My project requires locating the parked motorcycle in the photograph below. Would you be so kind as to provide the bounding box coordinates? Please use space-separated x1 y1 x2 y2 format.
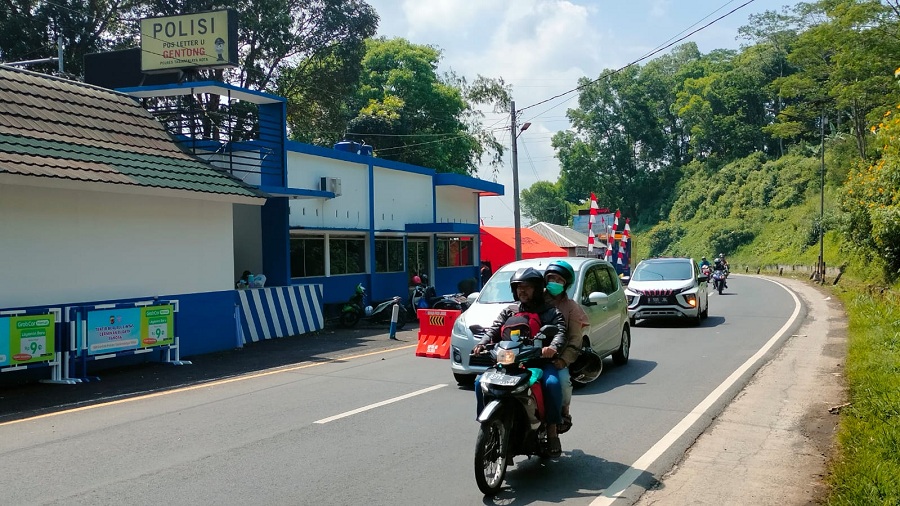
407 282 470 314
340 284 408 329
712 269 727 295
471 324 560 495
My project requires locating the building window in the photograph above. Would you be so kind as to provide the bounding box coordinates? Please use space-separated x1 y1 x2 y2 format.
437 237 473 267
407 238 430 280
330 236 366 275
290 236 325 278
375 238 405 273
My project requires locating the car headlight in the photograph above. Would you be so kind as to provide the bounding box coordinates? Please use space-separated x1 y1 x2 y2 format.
681 293 697 308
451 317 468 338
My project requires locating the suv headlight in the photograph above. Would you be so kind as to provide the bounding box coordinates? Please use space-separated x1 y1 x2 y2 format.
680 293 697 308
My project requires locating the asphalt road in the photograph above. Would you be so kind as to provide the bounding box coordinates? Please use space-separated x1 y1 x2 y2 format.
0 275 803 505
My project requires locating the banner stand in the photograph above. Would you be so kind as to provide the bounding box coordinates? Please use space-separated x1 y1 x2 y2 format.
0 307 76 384
70 299 190 382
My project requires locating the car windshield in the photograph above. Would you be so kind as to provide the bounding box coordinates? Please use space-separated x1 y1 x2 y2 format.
477 270 517 303
632 260 693 281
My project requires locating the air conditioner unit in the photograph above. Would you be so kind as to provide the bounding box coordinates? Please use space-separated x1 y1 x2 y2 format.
319 177 342 196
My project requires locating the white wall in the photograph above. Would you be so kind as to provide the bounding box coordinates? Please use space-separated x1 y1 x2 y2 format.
0 184 235 308
287 152 370 229
436 186 478 224
373 167 432 229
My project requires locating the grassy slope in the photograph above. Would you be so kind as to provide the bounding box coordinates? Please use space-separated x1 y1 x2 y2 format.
628 152 899 504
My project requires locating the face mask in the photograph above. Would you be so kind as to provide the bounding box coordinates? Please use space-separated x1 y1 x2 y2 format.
546 281 565 296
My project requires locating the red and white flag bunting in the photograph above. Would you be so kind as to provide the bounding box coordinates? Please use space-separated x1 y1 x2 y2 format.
587 193 599 252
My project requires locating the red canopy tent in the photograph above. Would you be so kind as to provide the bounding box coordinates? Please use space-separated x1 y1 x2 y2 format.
480 226 567 271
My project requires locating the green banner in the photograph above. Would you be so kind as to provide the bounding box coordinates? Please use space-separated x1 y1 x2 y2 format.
141 305 174 348
9 314 55 365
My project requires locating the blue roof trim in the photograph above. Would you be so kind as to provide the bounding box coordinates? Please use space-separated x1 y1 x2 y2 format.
259 185 333 199
286 141 435 176
406 223 480 234
118 81 285 104
434 173 504 196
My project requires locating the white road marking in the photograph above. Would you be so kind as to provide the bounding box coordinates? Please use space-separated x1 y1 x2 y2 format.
313 384 447 424
591 278 802 505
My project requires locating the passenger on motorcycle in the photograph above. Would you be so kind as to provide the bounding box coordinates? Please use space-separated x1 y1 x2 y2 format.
543 260 589 435
472 266 568 457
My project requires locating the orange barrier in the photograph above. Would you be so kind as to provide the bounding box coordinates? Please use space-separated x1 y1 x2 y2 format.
415 308 461 359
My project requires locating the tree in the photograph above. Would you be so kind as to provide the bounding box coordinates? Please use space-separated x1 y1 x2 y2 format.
340 37 509 175
520 181 569 225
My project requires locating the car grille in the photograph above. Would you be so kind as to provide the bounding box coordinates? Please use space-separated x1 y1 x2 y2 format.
631 287 682 305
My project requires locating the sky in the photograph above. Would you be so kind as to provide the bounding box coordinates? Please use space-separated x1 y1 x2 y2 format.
363 0 797 226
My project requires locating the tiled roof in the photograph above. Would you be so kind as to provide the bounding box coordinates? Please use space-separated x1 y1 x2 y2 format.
0 65 263 200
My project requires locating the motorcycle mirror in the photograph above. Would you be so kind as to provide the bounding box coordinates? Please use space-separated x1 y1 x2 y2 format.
539 325 558 338
469 324 485 334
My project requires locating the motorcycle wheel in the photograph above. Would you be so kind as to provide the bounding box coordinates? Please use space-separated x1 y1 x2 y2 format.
339 311 360 328
474 417 510 496
717 281 724 295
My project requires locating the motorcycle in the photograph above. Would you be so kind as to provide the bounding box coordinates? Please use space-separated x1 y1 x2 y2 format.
340 283 408 329
712 269 727 295
407 282 471 314
471 324 560 495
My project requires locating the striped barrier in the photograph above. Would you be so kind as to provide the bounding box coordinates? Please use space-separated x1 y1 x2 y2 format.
236 284 324 344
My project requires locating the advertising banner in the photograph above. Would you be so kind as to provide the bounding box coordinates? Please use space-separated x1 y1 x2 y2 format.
86 305 175 355
140 9 238 72
0 314 55 366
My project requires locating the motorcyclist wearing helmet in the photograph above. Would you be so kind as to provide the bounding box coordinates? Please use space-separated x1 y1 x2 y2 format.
543 260 589 434
473 266 567 457
714 254 729 288
699 256 710 269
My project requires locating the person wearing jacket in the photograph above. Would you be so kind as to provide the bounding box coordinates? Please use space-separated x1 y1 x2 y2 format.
543 260 589 434
473 266 568 457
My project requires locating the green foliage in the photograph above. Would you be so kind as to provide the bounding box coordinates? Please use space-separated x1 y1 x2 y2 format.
645 222 683 257
521 181 569 225
828 289 900 504
341 38 509 175
709 228 755 256
841 105 900 281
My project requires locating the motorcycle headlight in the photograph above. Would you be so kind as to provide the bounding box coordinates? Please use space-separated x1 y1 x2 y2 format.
496 348 517 365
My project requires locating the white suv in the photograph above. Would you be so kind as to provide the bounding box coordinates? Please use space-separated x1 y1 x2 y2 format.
624 257 709 326
449 257 631 386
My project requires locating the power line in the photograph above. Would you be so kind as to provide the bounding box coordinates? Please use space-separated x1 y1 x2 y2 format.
517 0 758 115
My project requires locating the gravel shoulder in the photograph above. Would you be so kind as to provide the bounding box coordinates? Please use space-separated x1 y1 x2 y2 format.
635 276 847 505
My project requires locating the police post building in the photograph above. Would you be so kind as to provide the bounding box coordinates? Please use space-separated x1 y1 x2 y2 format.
0 9 501 383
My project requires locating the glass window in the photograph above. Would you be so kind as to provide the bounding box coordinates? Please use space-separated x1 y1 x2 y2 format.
437 237 474 267
632 260 693 281
407 239 429 280
330 236 366 275
476 270 516 303
582 268 602 300
290 236 325 278
376 238 405 273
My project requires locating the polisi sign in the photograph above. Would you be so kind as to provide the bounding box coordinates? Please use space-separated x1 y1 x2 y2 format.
141 9 238 72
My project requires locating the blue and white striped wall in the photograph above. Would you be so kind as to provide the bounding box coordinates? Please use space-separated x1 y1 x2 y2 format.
236 284 324 344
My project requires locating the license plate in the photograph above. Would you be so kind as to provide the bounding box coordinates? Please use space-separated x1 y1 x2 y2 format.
649 297 667 304
481 371 519 387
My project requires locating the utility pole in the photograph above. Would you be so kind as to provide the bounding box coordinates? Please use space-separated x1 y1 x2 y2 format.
817 111 826 283
510 100 522 261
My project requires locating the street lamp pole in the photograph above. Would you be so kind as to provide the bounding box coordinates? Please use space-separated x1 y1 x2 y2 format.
509 100 530 261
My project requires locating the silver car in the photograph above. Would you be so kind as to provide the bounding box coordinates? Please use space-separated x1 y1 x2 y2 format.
449 257 631 386
623 257 709 326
